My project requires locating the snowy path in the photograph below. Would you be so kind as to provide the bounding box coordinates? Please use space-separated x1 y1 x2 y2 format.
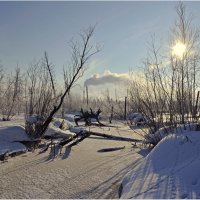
0 124 148 199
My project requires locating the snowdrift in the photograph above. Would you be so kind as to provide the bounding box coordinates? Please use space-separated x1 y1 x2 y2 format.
44 118 74 138
0 118 75 156
0 125 29 156
0 141 26 155
0 125 30 142
144 123 198 145
121 130 200 199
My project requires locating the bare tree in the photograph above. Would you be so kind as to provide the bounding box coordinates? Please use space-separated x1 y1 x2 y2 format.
2 67 22 120
128 2 200 137
43 51 56 98
170 2 200 123
25 58 57 117
26 26 100 138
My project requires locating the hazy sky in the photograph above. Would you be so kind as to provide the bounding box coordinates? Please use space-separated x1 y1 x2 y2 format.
1 1 200 95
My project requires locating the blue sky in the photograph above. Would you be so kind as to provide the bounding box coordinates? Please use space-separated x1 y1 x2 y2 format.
1 1 200 91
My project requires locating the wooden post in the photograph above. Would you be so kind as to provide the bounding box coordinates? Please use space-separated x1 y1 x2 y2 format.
194 91 200 118
124 96 127 120
109 106 114 124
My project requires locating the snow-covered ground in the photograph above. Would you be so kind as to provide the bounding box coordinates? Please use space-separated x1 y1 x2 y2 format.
0 120 147 198
2 115 200 199
121 130 200 199
0 117 75 156
0 125 29 155
44 117 74 138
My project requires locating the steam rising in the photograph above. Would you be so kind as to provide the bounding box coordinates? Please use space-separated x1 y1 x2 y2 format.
84 70 130 87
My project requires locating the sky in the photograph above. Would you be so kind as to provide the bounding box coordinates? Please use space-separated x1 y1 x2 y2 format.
1 1 200 97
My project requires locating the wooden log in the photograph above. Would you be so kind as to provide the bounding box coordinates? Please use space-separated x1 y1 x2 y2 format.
87 131 143 143
59 131 85 146
59 130 142 150
67 132 90 147
39 130 143 157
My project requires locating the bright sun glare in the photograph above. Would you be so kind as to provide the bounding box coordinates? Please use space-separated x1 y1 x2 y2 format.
172 42 186 58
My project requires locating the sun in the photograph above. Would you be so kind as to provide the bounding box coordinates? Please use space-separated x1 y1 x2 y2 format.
172 42 186 59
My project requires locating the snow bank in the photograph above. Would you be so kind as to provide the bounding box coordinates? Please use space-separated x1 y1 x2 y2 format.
145 123 198 145
144 126 174 145
128 112 151 125
44 118 74 138
0 125 28 156
26 115 75 138
69 126 86 134
121 130 200 199
176 123 198 133
0 125 30 142
0 118 80 156
0 141 26 155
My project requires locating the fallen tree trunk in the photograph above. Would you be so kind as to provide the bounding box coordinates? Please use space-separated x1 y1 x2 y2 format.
87 131 143 143
40 130 143 155
59 130 143 147
67 132 90 147
59 131 89 146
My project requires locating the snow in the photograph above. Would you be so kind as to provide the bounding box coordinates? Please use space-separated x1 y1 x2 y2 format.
145 123 198 145
128 113 143 119
0 122 146 199
26 115 39 124
0 141 26 155
51 118 73 129
0 125 29 155
0 125 30 142
2 115 200 199
64 113 77 122
69 126 86 134
0 117 75 155
128 112 151 125
121 129 200 199
44 118 74 138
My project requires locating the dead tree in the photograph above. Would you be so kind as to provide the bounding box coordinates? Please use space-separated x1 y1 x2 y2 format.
43 51 56 98
74 108 103 126
59 130 142 148
40 129 143 155
27 26 100 139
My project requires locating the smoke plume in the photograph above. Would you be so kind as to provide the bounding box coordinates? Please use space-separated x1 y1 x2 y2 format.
84 70 130 87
